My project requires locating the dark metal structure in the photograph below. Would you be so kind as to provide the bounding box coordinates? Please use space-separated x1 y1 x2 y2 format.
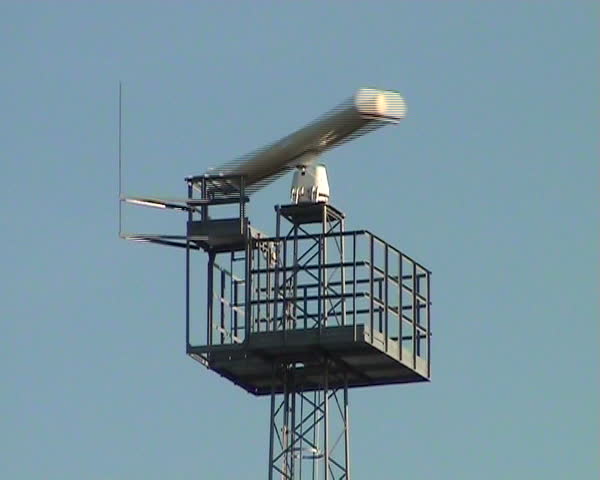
123 173 431 479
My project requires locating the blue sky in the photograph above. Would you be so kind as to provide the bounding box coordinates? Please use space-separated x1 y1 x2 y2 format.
1 2 597 479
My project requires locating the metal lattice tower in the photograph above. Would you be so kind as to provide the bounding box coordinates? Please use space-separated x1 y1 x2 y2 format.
124 173 431 479
121 87 430 479
268 361 350 479
265 204 350 479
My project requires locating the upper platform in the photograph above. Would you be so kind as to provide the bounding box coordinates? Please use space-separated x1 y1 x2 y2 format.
188 325 428 396
278 202 345 225
189 226 431 395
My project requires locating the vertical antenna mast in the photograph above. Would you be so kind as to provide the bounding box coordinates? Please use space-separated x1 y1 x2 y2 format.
118 81 123 237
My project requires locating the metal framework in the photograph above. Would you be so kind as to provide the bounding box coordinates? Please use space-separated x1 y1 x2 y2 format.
122 174 432 480
262 203 350 479
268 360 350 480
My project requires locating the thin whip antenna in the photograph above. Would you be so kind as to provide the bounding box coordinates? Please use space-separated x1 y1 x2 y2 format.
118 81 123 237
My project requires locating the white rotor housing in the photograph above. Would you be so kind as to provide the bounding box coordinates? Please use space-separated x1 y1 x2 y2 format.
291 164 330 204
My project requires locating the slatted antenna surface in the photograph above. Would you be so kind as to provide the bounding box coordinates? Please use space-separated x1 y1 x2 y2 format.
196 88 406 196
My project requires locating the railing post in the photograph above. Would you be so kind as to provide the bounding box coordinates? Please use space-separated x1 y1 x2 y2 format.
243 232 252 341
412 262 417 369
352 232 357 341
322 205 328 328
207 251 215 345
185 181 192 349
282 229 288 340
318 231 323 333
369 235 374 339
398 255 403 361
220 269 226 343
239 175 245 233
340 219 346 326
274 205 281 332
427 270 431 378
384 244 389 351
200 177 208 221
293 224 299 330
233 280 239 339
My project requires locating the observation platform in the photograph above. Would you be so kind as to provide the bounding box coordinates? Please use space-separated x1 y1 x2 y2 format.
278 202 345 225
188 325 429 396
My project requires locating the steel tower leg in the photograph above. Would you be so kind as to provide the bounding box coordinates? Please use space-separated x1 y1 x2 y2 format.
264 204 350 479
268 361 350 480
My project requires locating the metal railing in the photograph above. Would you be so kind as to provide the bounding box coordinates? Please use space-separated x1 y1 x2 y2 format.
192 229 431 374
